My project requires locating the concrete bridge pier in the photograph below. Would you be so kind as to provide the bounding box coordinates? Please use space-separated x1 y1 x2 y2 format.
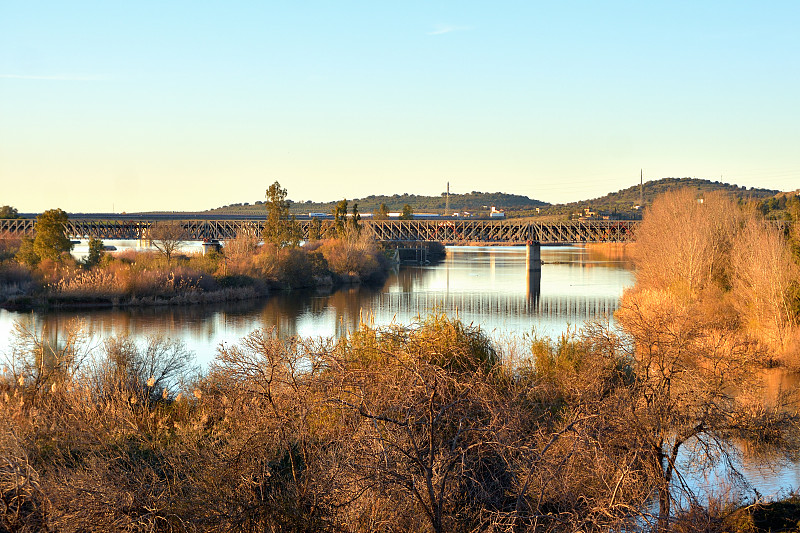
525 241 541 272
526 241 541 304
201 239 221 255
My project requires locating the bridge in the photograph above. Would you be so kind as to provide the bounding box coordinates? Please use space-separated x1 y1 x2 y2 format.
0 216 638 244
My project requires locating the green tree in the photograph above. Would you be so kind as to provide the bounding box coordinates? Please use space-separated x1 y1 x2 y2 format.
33 209 73 262
400 204 414 220
264 181 301 248
332 199 348 237
349 202 362 236
83 238 105 268
308 217 322 241
0 205 20 219
374 203 389 220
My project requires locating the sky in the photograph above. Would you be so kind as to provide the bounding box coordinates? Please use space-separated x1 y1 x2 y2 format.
1 1 798 213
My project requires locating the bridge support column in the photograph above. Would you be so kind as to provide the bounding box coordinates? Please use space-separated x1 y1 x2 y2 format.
526 241 541 304
201 240 221 256
525 241 541 271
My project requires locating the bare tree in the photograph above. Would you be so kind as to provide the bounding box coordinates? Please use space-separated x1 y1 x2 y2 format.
222 230 260 272
634 189 740 299
730 217 800 356
148 221 187 264
616 287 800 532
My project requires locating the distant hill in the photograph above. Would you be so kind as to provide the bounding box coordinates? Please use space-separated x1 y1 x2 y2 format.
510 178 781 219
203 178 782 219
209 191 549 217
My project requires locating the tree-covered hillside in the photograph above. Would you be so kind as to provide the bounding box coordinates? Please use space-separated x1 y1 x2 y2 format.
510 178 780 219
209 191 548 216
203 178 784 219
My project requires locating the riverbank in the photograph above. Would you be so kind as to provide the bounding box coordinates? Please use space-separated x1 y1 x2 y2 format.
0 234 420 311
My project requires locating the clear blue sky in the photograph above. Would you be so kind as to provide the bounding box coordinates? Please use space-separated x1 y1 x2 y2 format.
1 1 798 212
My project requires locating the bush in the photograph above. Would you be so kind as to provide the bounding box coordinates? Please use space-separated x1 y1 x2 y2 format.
0 233 20 262
317 232 389 284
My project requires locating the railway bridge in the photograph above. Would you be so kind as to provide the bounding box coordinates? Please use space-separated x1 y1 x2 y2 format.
0 216 638 245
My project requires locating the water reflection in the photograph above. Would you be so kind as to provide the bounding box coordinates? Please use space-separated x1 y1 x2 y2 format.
1 245 634 366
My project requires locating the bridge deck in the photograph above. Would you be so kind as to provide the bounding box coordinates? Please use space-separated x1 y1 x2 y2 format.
0 217 638 244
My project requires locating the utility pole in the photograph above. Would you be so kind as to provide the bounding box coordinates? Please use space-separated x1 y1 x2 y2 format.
639 169 644 207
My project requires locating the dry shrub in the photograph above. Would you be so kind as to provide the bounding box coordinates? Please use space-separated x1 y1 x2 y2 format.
48 256 217 300
6 315 785 532
0 430 48 532
634 189 740 299
0 261 34 300
633 188 800 368
0 326 205 531
0 233 21 261
317 231 388 283
223 231 260 271
730 217 800 357
248 244 314 288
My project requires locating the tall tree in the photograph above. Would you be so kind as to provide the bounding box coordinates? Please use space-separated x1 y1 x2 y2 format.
400 204 414 220
83 238 105 268
308 217 322 241
332 199 348 238
349 202 362 236
374 203 389 220
0 205 20 219
264 181 301 247
33 209 73 262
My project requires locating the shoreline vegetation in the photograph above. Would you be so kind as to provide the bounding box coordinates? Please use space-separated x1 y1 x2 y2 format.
1 188 800 531
0 235 447 311
0 183 445 311
0 231 397 311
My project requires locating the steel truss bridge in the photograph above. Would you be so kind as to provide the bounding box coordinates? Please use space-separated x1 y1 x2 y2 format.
0 216 638 244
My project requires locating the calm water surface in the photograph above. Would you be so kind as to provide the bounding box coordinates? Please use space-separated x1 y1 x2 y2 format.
2 244 799 499
0 245 634 365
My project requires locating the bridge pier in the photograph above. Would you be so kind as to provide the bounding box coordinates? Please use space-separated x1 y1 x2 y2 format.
525 241 541 271
526 268 541 303
201 239 221 255
526 241 541 304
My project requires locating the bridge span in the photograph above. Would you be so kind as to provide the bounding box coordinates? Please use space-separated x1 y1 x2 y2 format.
0 216 638 244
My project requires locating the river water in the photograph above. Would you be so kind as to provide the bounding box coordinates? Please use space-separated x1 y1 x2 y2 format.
1 244 799 500
0 244 633 365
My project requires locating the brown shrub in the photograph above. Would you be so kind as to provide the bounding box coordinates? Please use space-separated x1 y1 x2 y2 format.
317 232 388 283
0 233 21 262
634 189 740 299
730 217 800 357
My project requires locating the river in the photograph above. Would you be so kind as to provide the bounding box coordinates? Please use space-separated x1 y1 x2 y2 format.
1 244 799 500
0 244 633 365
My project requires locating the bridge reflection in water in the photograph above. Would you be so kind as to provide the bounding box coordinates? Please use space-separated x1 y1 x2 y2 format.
374 290 620 322
0 245 635 363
